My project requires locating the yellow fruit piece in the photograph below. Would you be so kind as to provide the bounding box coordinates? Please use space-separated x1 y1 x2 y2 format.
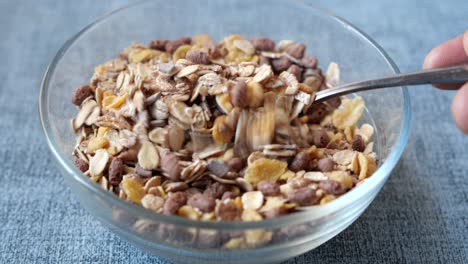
107 146 118 156
344 127 354 143
103 90 114 98
172 44 192 61
249 55 259 64
320 194 336 205
224 238 247 249
129 48 160 63
87 137 109 153
178 205 200 220
224 34 245 51
159 52 170 63
235 54 253 64
97 127 110 137
244 158 287 186
358 153 377 180
246 81 264 108
102 95 116 109
325 171 354 189
121 178 146 204
279 170 295 181
192 34 214 46
106 93 127 110
332 96 365 130
212 115 234 144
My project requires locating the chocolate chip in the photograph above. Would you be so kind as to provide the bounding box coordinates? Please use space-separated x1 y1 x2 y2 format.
163 192 187 215
161 153 182 181
271 56 291 72
317 158 335 172
289 151 310 172
165 37 191 53
230 81 247 108
73 157 88 173
135 163 152 177
250 37 275 51
227 157 243 172
257 180 280 196
188 193 216 212
287 187 317 206
287 64 303 82
313 129 330 148
300 55 318 69
319 180 347 195
207 160 230 178
149 39 169 50
352 135 365 152
285 43 306 59
108 158 124 184
71 85 93 106
204 182 229 199
186 50 210 64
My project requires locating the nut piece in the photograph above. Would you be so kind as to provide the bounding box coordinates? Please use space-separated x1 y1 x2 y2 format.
250 37 275 51
287 187 317 206
352 135 365 152
108 158 124 185
89 149 109 177
137 141 160 171
73 157 88 173
230 81 248 108
285 43 306 59
164 192 187 215
141 194 165 212
161 153 182 181
72 85 93 106
242 191 264 210
317 158 335 172
186 50 210 65
256 180 280 196
289 151 310 172
318 180 347 195
188 193 216 212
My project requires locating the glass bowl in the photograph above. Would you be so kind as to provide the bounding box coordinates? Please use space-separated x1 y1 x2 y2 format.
39 0 411 263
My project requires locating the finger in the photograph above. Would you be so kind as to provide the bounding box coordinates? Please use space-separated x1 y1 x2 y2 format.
451 82 468 134
423 31 468 90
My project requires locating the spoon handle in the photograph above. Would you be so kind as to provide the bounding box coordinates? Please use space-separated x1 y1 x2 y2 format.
315 63 468 103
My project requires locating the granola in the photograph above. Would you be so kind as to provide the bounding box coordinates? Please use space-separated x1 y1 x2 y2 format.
71 35 377 225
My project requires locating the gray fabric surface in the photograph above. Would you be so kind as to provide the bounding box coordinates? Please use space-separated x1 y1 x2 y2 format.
1 0 467 263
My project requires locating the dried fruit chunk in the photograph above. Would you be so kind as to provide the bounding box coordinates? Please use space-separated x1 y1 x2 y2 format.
244 158 287 186
212 115 234 144
188 193 216 212
250 37 275 51
165 37 192 53
325 171 353 189
137 141 160 170
233 39 255 55
230 81 247 108
160 153 182 181
89 149 109 177
121 177 146 204
287 187 317 206
246 81 264 108
163 192 187 215
332 96 365 130
186 50 210 64
285 43 306 59
87 137 109 153
129 48 160 63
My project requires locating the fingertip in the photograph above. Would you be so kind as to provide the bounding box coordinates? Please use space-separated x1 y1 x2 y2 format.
423 47 438 70
451 83 468 134
463 30 468 56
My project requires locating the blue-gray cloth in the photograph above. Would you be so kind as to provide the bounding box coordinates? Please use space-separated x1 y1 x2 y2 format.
1 0 467 263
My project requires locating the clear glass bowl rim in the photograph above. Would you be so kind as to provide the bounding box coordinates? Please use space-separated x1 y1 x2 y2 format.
39 0 412 230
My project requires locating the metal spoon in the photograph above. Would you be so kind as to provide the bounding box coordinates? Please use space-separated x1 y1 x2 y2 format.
314 64 468 103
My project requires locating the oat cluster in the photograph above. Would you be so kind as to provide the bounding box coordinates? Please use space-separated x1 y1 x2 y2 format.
71 34 377 224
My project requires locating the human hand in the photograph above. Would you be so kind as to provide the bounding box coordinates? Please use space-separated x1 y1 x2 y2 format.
423 31 468 134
